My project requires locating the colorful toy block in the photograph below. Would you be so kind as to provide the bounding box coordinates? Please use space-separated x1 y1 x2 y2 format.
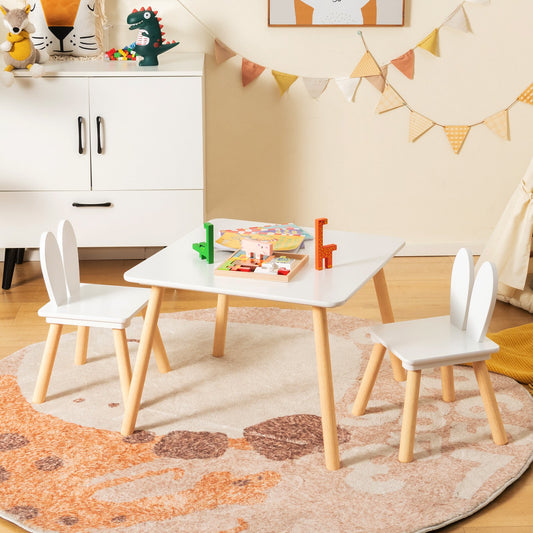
315 217 337 270
192 222 214 264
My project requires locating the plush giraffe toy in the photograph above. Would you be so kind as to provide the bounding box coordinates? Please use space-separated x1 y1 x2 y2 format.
0 4 48 87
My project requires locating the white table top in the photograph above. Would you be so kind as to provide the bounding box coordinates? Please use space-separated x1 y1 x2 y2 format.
124 219 405 308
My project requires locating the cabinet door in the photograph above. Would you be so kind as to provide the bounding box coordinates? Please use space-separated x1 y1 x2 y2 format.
0 77 90 191
89 77 204 191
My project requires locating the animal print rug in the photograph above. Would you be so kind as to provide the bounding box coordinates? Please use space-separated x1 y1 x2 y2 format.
1 308 532 532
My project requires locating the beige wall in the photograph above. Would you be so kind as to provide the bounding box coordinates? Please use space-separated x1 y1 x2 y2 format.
109 1 533 253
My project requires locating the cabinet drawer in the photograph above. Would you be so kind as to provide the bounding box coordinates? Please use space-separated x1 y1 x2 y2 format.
0 191 204 248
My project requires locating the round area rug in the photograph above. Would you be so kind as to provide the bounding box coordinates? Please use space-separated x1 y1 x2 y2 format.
1 307 532 533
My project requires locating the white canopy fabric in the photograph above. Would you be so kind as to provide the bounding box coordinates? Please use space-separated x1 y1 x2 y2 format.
478 155 533 303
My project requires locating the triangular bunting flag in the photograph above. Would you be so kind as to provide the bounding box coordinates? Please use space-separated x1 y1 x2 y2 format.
518 83 533 105
351 51 382 78
242 58 266 87
391 49 414 80
376 84 406 113
366 65 388 93
214 39 236 64
418 28 439 56
444 125 470 154
443 6 470 32
272 70 298 95
409 111 435 142
484 110 509 140
302 77 329 99
335 77 360 102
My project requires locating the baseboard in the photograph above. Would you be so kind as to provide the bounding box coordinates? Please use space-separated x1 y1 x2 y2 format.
1 247 163 262
1 242 486 261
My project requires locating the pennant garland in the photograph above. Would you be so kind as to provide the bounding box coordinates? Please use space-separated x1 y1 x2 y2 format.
178 0 533 154
418 28 439 56
335 77 361 102
302 77 329 99
409 112 435 142
444 125 471 154
242 58 265 87
272 71 298 95
376 85 405 114
391 49 414 80
484 110 509 140
214 38 236 64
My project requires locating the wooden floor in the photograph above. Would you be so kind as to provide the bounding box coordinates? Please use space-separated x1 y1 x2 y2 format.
1 256 532 532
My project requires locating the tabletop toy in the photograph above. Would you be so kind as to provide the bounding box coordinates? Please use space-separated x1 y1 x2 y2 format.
192 222 214 263
127 6 179 66
0 4 48 87
314 217 337 270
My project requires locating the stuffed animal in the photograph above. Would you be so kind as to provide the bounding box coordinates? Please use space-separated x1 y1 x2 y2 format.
0 4 49 87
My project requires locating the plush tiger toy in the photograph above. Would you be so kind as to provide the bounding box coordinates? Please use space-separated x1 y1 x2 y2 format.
29 0 102 58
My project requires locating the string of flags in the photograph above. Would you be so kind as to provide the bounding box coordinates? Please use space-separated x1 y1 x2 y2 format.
178 0 531 154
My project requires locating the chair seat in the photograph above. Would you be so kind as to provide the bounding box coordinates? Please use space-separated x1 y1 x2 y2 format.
371 316 499 371
38 283 150 329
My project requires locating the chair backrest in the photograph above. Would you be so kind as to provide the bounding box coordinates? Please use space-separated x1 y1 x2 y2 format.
466 261 498 342
40 231 68 307
57 219 80 299
449 248 474 330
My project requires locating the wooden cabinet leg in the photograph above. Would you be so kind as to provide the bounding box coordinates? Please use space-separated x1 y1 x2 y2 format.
121 286 164 436
472 361 508 446
352 343 387 416
312 306 341 471
372 269 406 382
33 323 63 404
2 248 18 290
399 369 421 463
213 294 229 357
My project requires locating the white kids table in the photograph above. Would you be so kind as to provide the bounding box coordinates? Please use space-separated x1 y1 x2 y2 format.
122 218 405 470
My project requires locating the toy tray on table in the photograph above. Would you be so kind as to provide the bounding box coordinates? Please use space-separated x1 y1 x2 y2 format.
215 251 309 282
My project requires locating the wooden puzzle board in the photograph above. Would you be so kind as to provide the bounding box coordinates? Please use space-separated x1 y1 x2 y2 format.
215 252 309 282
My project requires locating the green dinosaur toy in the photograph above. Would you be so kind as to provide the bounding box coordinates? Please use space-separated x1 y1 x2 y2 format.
127 6 179 66
192 222 214 264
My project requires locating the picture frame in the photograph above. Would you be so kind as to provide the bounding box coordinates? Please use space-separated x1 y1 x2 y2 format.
268 0 405 27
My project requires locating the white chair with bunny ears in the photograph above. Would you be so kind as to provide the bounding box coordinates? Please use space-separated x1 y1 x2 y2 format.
34 220 170 407
352 250 507 462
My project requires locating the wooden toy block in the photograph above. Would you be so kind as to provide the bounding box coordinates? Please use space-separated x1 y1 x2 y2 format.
315 217 337 270
192 222 214 263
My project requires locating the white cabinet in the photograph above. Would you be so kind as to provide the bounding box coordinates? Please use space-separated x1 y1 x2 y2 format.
0 54 205 250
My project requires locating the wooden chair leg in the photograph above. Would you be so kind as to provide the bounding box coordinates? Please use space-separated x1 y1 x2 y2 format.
75 326 90 365
373 269 407 382
472 361 508 446
141 308 170 373
352 343 387 416
440 365 455 402
213 293 229 357
399 369 422 463
113 329 132 406
33 323 63 403
152 325 171 373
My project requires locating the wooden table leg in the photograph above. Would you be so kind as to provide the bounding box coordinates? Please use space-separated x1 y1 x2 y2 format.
213 294 229 357
312 306 341 471
372 268 407 382
121 286 164 436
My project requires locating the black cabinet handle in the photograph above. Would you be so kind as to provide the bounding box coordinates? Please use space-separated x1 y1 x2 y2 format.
96 116 103 154
77 116 84 154
72 202 112 207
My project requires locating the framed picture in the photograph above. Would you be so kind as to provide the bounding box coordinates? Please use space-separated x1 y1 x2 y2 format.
269 0 405 27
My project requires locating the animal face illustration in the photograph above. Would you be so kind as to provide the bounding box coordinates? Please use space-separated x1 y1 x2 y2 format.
29 1 99 56
299 0 370 25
